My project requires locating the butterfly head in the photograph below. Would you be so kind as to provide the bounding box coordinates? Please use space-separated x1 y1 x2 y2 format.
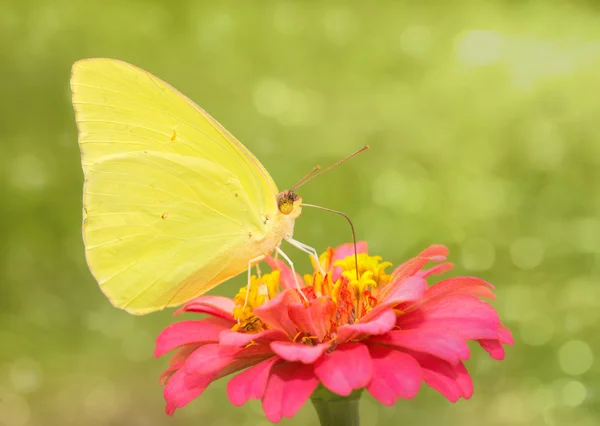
277 190 302 219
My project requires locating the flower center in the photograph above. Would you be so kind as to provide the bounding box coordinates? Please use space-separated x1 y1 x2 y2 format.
232 251 393 337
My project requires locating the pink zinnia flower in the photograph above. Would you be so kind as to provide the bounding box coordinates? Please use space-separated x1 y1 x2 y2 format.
155 243 512 423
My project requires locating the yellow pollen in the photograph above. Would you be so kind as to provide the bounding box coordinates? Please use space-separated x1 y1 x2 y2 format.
233 271 280 331
231 249 393 337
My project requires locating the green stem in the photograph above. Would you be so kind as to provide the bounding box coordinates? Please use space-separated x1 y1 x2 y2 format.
310 386 362 426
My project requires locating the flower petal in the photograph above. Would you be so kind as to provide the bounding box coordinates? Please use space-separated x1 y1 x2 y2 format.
214 346 275 380
154 317 232 358
266 256 304 290
184 343 242 375
418 277 496 306
366 344 422 405
391 245 449 282
165 344 273 410
270 341 330 364
164 366 215 410
499 324 514 344
262 362 318 423
174 296 236 320
453 361 474 399
406 350 473 402
159 362 184 387
374 276 428 311
417 262 454 278
337 309 397 344
288 297 335 341
478 339 505 360
314 343 372 396
359 275 427 323
400 295 501 340
160 346 198 385
370 329 470 364
220 328 288 347
333 241 368 262
254 289 302 337
227 356 281 406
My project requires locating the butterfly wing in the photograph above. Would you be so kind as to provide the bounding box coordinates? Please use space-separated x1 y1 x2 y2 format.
71 58 278 314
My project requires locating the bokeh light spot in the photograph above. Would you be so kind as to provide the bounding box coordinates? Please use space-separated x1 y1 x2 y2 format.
561 380 587 407
510 237 545 270
460 238 496 271
9 358 43 394
571 218 600 253
558 340 593 376
254 79 291 118
253 80 321 126
455 30 504 66
8 154 48 191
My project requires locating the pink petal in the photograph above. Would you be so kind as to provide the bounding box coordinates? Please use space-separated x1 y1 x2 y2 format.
214 346 274 380
254 289 302 337
270 341 330 364
219 328 288 347
288 297 335 341
159 362 184 387
376 276 428 310
407 350 473 402
333 241 368 262
417 262 454 278
400 295 501 341
360 275 427 324
391 245 448 282
453 361 474 399
418 277 496 307
366 344 422 405
164 365 215 408
154 317 232 358
478 339 505 360
336 309 397 344
402 318 501 341
314 343 372 396
175 296 236 320
227 356 281 406
164 345 272 410
184 344 242 375
499 324 514 344
266 256 304 290
262 362 318 423
370 329 470 364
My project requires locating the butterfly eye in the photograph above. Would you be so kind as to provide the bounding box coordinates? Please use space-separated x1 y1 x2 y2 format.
278 197 294 215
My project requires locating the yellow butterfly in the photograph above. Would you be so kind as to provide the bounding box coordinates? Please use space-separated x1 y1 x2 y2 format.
71 58 364 315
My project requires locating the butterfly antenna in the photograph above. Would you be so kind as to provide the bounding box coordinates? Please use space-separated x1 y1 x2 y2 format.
290 165 321 190
290 145 369 192
302 204 360 280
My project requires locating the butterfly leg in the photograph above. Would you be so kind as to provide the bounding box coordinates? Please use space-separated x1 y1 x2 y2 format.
276 246 309 302
285 238 326 276
255 263 262 278
242 255 266 316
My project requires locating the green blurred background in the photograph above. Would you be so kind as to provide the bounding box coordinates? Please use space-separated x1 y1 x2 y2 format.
2 0 599 425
